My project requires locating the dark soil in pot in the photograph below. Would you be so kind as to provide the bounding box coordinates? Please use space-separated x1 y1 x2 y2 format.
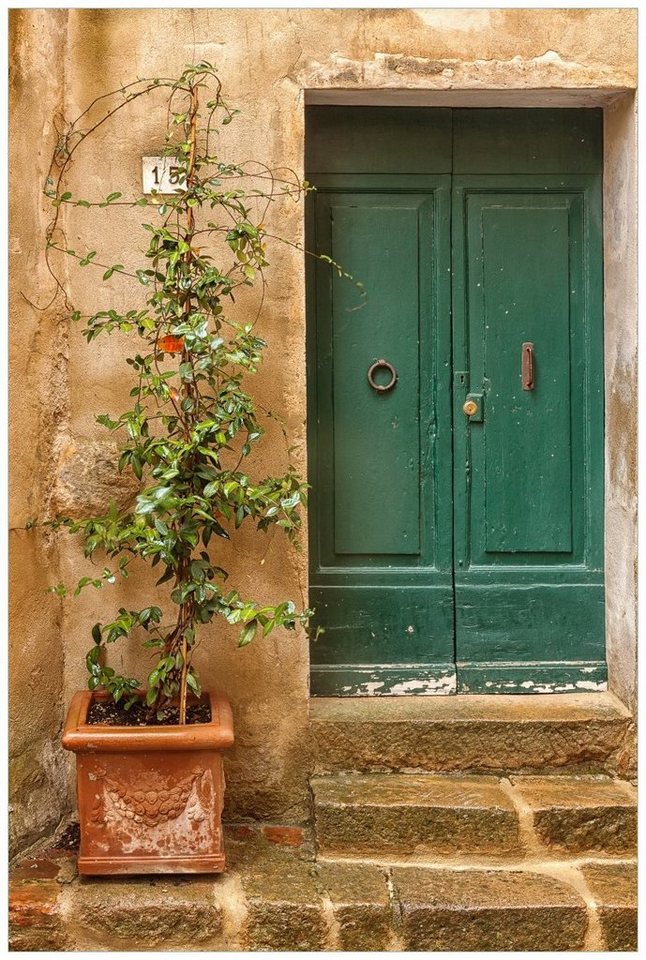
56 821 81 852
86 699 212 727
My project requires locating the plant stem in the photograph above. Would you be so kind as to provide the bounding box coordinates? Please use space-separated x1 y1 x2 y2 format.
177 80 200 726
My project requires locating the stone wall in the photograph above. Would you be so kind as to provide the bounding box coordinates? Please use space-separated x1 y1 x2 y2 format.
9 7 637 854
9 9 72 855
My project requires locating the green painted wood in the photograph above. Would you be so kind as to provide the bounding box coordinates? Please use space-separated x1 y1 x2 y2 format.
457 661 607 695
305 107 453 174
310 585 455 663
452 174 604 688
306 175 454 695
306 107 605 696
310 664 457 697
453 108 603 174
456 583 605 662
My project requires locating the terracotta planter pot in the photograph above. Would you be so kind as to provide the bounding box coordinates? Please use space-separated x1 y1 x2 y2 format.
62 689 234 876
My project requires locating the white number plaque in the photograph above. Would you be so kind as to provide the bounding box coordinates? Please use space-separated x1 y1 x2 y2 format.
142 156 186 195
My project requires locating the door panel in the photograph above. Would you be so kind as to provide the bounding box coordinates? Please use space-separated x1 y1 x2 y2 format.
452 176 605 692
307 177 454 696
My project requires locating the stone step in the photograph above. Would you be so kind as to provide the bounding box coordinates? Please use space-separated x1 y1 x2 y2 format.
312 773 523 858
581 861 638 952
9 831 636 951
391 865 589 952
312 773 637 860
512 775 637 856
310 692 634 775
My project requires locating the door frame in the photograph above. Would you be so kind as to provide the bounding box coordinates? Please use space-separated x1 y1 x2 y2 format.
302 89 637 707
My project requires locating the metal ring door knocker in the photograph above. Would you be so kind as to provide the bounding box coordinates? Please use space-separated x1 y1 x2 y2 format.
367 358 398 393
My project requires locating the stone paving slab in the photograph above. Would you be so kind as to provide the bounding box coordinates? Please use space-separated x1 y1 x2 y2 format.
68 876 224 951
512 775 637 855
236 843 327 951
312 773 521 856
317 861 392 951
391 866 588 952
310 693 633 775
581 861 638 951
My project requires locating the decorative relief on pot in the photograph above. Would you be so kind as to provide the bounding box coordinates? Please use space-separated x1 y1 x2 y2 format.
95 772 206 827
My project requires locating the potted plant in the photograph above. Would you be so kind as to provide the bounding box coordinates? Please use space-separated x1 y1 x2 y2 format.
45 63 312 875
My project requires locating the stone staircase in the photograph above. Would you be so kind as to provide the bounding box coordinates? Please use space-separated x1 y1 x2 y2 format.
308 693 637 952
311 771 636 860
9 692 637 952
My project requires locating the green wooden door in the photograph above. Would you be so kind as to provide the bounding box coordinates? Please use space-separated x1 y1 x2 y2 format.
307 108 605 696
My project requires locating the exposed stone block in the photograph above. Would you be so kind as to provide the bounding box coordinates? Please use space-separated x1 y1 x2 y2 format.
582 861 637 951
512 776 636 855
313 773 521 856
392 867 588 951
54 438 140 518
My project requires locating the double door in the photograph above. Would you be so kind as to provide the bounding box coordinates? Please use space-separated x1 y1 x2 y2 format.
306 108 604 696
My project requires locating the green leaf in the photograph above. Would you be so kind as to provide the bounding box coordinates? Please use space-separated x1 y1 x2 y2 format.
155 567 174 586
91 623 102 645
238 619 256 647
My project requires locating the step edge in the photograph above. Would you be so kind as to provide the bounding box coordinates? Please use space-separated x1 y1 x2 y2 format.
309 690 632 723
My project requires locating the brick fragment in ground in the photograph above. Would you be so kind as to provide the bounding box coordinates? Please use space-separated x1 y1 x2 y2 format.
68 877 223 949
582 861 637 951
511 775 636 854
312 772 521 856
310 694 631 774
317 861 391 950
392 867 587 951
11 856 63 882
238 845 327 950
9 880 70 951
261 824 306 847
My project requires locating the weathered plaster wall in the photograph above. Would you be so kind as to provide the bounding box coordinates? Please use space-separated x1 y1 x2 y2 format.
9 9 72 855
10 7 637 850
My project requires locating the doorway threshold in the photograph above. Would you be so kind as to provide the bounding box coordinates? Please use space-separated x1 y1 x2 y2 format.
309 691 633 777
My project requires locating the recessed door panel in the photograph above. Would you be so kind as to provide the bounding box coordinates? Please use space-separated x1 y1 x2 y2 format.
481 203 572 554
330 202 422 556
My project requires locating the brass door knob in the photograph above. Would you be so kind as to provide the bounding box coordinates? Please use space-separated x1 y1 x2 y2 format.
463 399 478 417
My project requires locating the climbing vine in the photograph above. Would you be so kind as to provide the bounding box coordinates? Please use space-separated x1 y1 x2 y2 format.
43 63 348 722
